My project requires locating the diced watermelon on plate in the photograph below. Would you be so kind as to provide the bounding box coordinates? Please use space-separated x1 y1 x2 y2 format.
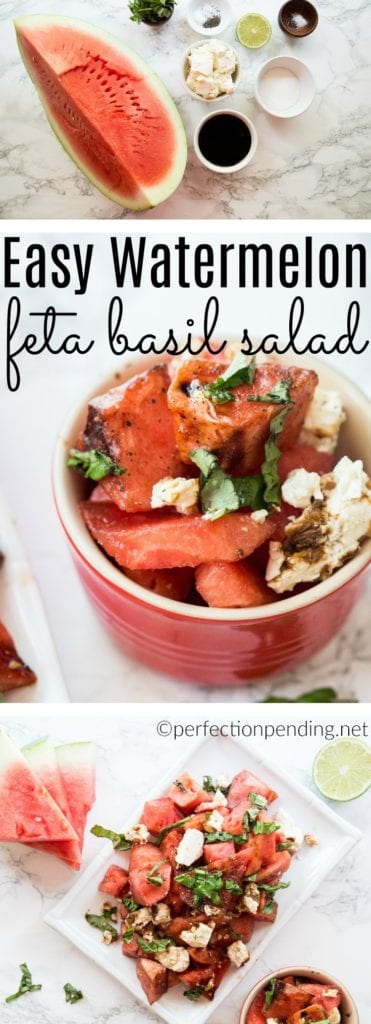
129 843 172 906
99 863 129 897
0 730 78 844
84 365 182 513
140 797 180 835
204 841 235 866
81 502 277 570
136 958 168 1004
228 770 278 808
168 773 206 812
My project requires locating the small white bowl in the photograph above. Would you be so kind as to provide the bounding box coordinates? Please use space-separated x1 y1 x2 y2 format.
194 108 258 172
186 0 232 35
183 39 240 103
255 55 315 118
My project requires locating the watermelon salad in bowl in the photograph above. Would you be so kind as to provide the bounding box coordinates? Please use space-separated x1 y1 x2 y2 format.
240 967 358 1024
53 349 371 686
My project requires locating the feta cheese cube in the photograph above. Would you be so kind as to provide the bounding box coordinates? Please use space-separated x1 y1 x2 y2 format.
216 773 229 789
151 903 171 926
189 50 214 76
176 828 204 866
151 476 199 515
179 922 214 948
282 468 323 509
272 808 303 852
125 823 150 843
300 386 345 453
185 40 237 100
251 509 269 524
126 907 152 931
328 1009 341 1024
156 946 190 972
227 940 250 968
204 809 225 833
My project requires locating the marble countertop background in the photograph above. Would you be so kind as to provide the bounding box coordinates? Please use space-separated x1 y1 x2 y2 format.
0 715 369 1023
1 0 371 219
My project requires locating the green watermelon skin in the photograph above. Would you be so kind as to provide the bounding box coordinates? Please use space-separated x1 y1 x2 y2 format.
23 739 81 869
0 730 77 844
56 742 96 852
14 15 187 211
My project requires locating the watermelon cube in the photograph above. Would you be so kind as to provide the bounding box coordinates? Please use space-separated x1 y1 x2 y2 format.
99 864 129 897
203 841 235 866
136 959 168 1004
140 797 180 835
81 502 277 570
83 366 182 513
168 773 206 812
129 843 172 906
168 358 318 472
124 567 193 603
195 561 275 608
228 770 278 808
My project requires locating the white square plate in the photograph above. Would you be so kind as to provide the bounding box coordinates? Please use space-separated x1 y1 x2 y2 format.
0 494 68 702
45 736 361 1024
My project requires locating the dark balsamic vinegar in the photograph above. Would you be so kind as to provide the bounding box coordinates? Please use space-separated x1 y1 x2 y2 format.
198 113 251 167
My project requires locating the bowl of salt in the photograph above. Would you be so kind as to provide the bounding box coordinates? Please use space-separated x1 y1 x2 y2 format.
186 0 232 36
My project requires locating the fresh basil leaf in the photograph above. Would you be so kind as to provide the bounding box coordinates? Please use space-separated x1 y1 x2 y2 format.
175 868 224 906
264 687 339 704
122 896 140 912
67 448 125 481
253 820 280 836
201 467 240 520
233 475 265 511
248 793 268 810
264 977 277 1008
129 0 176 25
5 964 42 1003
189 448 218 480
247 379 292 405
155 816 192 846
277 841 295 851
183 984 207 1000
262 898 276 915
258 881 291 893
90 824 131 850
137 936 171 954
261 406 289 507
190 449 265 521
203 353 256 405
64 983 83 1004
225 879 243 894
202 775 230 797
85 914 118 940
204 830 235 844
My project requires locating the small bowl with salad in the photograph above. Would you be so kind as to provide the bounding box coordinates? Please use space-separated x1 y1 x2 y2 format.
53 348 371 686
240 967 358 1024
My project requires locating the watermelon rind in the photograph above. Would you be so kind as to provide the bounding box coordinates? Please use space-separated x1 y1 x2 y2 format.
0 729 78 844
14 14 188 211
22 736 81 867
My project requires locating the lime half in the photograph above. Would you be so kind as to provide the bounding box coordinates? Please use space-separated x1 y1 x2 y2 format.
313 738 371 802
236 13 272 49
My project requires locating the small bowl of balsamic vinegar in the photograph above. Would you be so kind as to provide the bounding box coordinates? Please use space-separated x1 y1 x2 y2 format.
194 109 257 173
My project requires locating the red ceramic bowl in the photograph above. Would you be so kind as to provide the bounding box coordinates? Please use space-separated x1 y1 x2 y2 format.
240 966 359 1024
53 352 371 686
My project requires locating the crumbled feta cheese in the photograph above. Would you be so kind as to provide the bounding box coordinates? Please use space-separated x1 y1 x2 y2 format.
198 789 228 810
186 41 237 100
251 509 269 524
273 808 303 853
151 903 171 926
156 946 190 972
304 832 319 847
242 895 260 914
266 457 371 593
323 990 340 998
227 940 250 968
239 880 260 914
300 386 346 453
267 1018 281 1024
204 809 225 833
151 476 199 516
125 823 150 844
180 922 214 948
126 907 152 932
203 904 221 917
216 773 229 789
282 468 323 509
103 929 114 944
176 828 204 866
328 1009 341 1024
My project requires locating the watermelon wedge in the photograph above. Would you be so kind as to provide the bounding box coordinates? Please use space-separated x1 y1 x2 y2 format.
14 15 187 211
0 730 77 844
23 738 81 869
56 742 96 851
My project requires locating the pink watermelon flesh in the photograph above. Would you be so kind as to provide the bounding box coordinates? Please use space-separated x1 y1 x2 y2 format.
0 730 77 844
15 17 186 210
23 739 81 869
56 742 96 852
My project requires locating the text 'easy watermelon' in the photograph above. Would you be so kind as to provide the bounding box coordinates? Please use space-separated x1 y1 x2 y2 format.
15 15 187 210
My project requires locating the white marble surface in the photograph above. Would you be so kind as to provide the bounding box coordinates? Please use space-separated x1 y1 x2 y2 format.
0 0 371 219
0 714 369 1022
0 227 370 703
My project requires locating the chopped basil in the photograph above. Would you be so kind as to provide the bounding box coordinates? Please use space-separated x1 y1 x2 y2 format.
203 353 256 405
264 976 277 1008
277 841 295 851
262 898 276 915
190 448 265 521
67 448 125 481
202 775 230 797
253 820 280 836
259 881 291 894
204 830 235 844
90 824 131 850
5 964 42 1003
137 936 172 954
147 860 166 886
247 379 292 405
261 406 290 507
64 983 83 1004
264 686 339 704
225 879 243 894
155 816 192 845
183 984 207 1000
85 913 118 941
122 896 140 912
248 792 268 809
122 928 134 944
175 868 224 907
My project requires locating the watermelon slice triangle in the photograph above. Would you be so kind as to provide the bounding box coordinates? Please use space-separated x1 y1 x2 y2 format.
0 730 78 843
22 738 81 869
56 742 96 851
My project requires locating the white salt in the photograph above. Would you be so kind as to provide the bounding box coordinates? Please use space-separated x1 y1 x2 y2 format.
259 67 300 110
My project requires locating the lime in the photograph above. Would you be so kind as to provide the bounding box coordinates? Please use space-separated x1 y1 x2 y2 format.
236 13 272 49
313 738 371 802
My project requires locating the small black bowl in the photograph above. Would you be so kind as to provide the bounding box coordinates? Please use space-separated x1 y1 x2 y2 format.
278 0 319 37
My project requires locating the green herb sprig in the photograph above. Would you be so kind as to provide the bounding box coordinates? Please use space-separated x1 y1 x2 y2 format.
203 353 256 405
5 964 42 1003
175 868 224 907
264 976 277 1008
90 824 132 850
67 448 125 481
183 984 207 1000
64 983 83 1004
129 0 176 24
85 913 118 941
